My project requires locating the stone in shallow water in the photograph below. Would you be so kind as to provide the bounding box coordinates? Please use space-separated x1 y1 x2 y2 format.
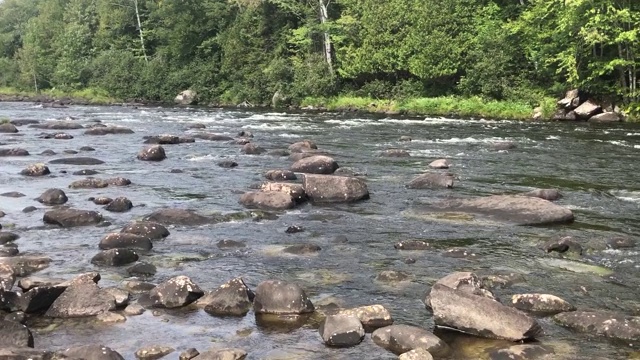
43 208 103 227
36 188 68 205
196 348 246 360
127 262 157 277
0 263 15 291
45 283 116 318
49 157 105 165
302 174 369 203
144 208 212 226
338 304 394 331
20 163 50 177
399 348 433 360
372 324 449 357
63 345 125 360
179 348 199 360
121 221 169 240
149 276 203 308
104 197 133 212
216 239 246 249
511 293 575 315
407 173 455 189
319 314 365 347
253 280 314 315
137 145 166 161
0 319 33 347
0 232 19 244
488 344 555 360
91 249 139 267
376 270 410 283
99 233 153 251
554 311 640 342
202 277 254 317
394 240 431 250
0 256 51 276
135 346 175 360
124 303 146 316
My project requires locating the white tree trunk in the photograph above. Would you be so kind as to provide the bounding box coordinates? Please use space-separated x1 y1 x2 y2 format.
319 0 333 73
133 0 148 62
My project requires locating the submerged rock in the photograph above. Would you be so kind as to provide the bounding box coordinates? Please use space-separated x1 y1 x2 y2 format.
381 149 411 157
288 140 317 152
195 348 246 360
319 314 365 347
127 262 157 277
202 277 254 317
511 293 575 315
302 174 369 203
0 123 19 133
63 345 125 360
253 280 314 315
84 126 134 135
283 244 321 255
121 221 169 240
49 157 104 165
264 170 297 181
522 188 562 201
407 173 454 189
36 188 68 205
373 324 449 357
69 178 109 189
104 197 133 212
91 249 139 266
144 208 212 226
376 270 410 283
291 155 339 174
239 191 294 211
135 346 175 360
542 236 582 254
99 233 153 251
149 276 204 308
428 159 450 169
137 145 166 161
0 148 29 156
241 142 265 155
399 348 433 360
192 133 234 141
554 311 640 342
43 208 103 227
394 240 432 250
488 344 555 360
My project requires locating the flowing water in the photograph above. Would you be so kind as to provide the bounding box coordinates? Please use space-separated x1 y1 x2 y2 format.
1 102 640 359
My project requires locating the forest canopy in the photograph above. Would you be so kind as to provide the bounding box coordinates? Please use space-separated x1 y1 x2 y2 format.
0 0 638 109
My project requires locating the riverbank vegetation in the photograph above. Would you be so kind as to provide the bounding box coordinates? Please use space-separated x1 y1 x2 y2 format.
0 0 638 119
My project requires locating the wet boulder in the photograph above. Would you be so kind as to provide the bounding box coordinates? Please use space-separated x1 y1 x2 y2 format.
121 221 169 240
241 143 266 155
428 159 450 169
376 270 410 283
239 191 294 211
0 148 29 156
143 134 180 144
105 197 133 213
488 344 555 360
18 276 66 291
11 285 67 313
1 191 25 197
0 319 33 347
381 149 410 157
0 256 51 276
99 233 153 251
319 314 365 347
607 236 636 249
31 121 83 130
260 182 307 203
511 293 575 315
202 277 254 317
63 345 125 360
288 140 317 153
92 197 113 205
43 208 103 227
91 249 139 266
264 170 297 181
424 272 497 310
217 239 246 249
0 264 15 290
73 169 99 175
289 152 318 162
218 160 238 168
399 348 433 360
339 304 393 331
291 155 339 174
149 276 203 308
372 325 448 357
179 348 200 360
522 188 562 201
0 123 19 133
36 188 68 205
106 177 131 186
302 174 369 203
407 173 454 189
429 195 574 226
144 208 211 226
69 178 109 189
394 240 432 250
80 146 95 151
49 157 105 165
45 283 116 317
283 244 321 255
542 236 582 254
127 262 157 277
430 283 542 341
84 126 134 135
192 133 234 141
0 232 19 244
20 163 50 177
554 311 640 342
137 145 166 161
253 280 314 315
135 346 175 360
196 348 246 360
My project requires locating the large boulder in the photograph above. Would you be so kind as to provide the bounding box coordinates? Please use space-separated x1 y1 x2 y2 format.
202 277 254 317
407 173 454 189
557 89 582 109
554 311 640 342
0 148 29 157
339 304 393 331
239 191 294 211
63 345 125 360
574 100 602 119
175 90 198 105
0 263 15 291
522 188 562 201
20 163 50 177
192 133 234 141
99 233 153 251
302 174 369 203
427 195 574 225
144 208 212 226
0 319 33 347
372 325 448 357
291 155 339 174
31 121 83 130
511 293 575 315
45 283 116 318
588 112 621 122
36 188 68 205
137 145 166 161
260 182 307 203
253 280 314 315
84 127 134 135
104 197 133 212
429 283 542 341
264 170 297 181
319 314 365 347
91 249 139 266
0 123 19 133
43 209 103 227
0 256 51 276
10 285 67 313
69 178 109 189
149 276 204 308
195 348 246 360
49 157 104 165
288 140 317 153
121 221 169 240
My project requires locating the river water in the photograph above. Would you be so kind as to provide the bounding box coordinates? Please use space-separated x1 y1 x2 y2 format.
1 102 640 359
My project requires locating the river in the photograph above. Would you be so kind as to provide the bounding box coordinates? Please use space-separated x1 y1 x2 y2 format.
1 102 640 359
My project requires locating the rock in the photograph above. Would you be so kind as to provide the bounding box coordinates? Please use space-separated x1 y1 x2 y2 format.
557 89 581 109
127 262 157 277
1 191 25 197
0 148 29 156
0 348 58 360
45 283 116 317
0 232 19 244
124 303 146 316
73 169 99 175
64 150 79 154
554 311 640 342
99 233 153 251
0 256 51 276
291 155 339 174
338 304 393 331
381 149 410 157
542 236 582 254
289 152 318 161
491 142 517 151
135 346 175 360
124 280 156 293
217 240 246 249
70 178 109 189
288 140 317 153
239 191 294 211
36 188 68 205
143 134 180 144
53 132 74 139
97 311 126 323
0 245 18 257
144 208 211 226
241 143 266 155
264 170 297 181
253 280 314 315
43 208 103 227
376 270 410 283
268 149 289 157
5 311 26 323
80 146 95 151
31 121 83 130
373 325 449 356
319 314 365 347
84 126 134 135
179 348 200 360
22 206 37 213
49 157 105 165
202 277 254 317
9 285 66 313
372 326 392 348
429 195 574 226
399 348 433 360
285 225 304 234
574 100 602 119
57 272 101 287
186 123 206 129
137 145 166 161
91 249 139 266
589 112 621 123
430 283 542 341
523 188 562 201
511 293 575 315
195 348 246 360
175 89 198 105
106 177 131 186
121 221 169 240
18 276 65 291
488 344 555 360
260 182 307 203
63 345 125 360
0 264 15 290
282 244 321 255
92 197 113 205
394 240 431 250
0 319 33 347
425 272 496 309
0 123 19 133
302 174 369 203
607 236 636 249
149 276 203 308
104 197 133 213
192 133 234 141
407 173 454 189
20 163 50 177
428 159 450 169
218 160 238 168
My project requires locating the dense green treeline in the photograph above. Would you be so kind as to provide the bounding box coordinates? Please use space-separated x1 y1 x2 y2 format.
0 0 638 114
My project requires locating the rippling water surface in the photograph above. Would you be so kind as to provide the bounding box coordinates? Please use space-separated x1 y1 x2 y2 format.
1 102 640 359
